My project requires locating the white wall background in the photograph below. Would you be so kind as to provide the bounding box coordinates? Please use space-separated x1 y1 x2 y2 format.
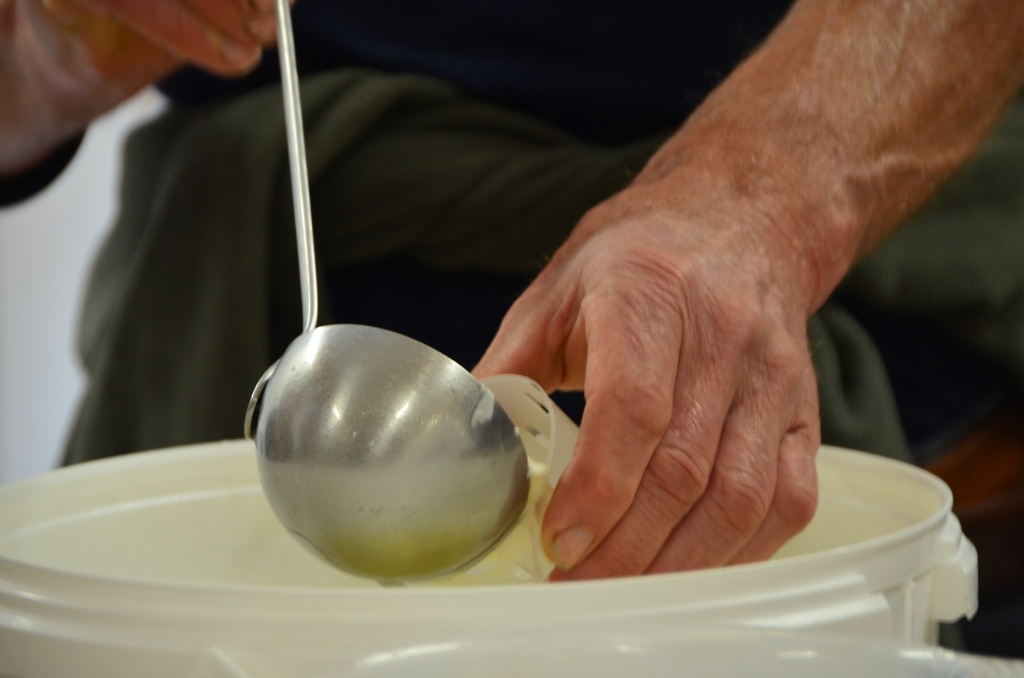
0 92 165 487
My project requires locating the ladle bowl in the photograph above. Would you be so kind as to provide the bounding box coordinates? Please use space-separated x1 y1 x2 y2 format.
247 0 529 584
245 325 530 582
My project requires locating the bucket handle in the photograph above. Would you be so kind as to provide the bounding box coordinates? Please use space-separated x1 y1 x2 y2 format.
930 513 979 622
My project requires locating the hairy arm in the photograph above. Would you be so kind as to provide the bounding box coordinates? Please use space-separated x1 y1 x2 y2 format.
475 0 1024 579
650 0 1024 311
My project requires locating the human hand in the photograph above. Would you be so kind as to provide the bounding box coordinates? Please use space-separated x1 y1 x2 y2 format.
1 0 281 173
473 160 824 580
473 0 1024 581
27 0 280 78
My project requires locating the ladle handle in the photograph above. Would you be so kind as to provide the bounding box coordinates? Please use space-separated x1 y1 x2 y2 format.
276 0 318 333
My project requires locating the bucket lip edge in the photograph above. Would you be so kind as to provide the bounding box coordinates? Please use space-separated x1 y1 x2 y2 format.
0 442 956 614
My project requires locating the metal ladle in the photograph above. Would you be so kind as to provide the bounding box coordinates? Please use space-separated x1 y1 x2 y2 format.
243 0 530 584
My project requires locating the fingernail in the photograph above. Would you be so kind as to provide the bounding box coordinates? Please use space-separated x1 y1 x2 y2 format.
550 527 595 569
221 38 261 68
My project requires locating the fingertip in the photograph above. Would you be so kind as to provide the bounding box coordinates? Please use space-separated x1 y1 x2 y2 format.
539 393 663 564
218 38 262 73
549 526 596 570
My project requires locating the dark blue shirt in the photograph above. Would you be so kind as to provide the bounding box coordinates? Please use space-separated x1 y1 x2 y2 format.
160 1 791 144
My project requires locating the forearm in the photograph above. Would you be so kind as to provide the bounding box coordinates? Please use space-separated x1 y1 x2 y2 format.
634 0 1024 313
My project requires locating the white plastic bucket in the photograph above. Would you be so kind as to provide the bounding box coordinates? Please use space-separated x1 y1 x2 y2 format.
310 625 1017 678
0 376 977 678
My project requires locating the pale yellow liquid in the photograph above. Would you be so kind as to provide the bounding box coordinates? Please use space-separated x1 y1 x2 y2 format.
410 457 555 587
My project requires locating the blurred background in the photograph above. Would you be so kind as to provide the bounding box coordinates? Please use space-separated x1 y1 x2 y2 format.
0 91 164 486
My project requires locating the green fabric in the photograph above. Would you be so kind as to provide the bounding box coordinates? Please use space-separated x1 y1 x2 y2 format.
823 90 1024 461
64 69 659 463
842 95 1024 393
809 305 910 459
64 70 1024 469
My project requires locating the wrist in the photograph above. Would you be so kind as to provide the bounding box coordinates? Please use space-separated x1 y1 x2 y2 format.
630 116 861 317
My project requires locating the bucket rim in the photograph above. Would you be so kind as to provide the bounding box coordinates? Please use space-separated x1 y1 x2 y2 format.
0 441 954 619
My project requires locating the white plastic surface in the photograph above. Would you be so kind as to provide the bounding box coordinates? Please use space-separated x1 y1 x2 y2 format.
0 390 978 678
481 375 577 482
342 625 1024 678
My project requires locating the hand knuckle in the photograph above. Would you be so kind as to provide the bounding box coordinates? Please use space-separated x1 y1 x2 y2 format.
766 335 804 376
714 295 764 342
604 378 672 441
777 477 819 530
646 442 713 506
712 470 772 535
776 435 821 530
